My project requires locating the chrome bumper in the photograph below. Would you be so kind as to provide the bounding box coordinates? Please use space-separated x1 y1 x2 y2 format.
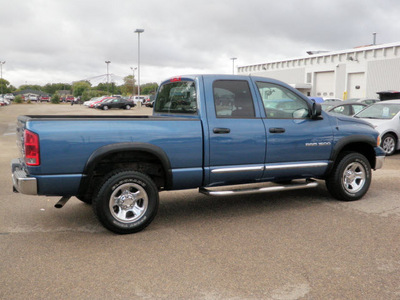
11 159 38 195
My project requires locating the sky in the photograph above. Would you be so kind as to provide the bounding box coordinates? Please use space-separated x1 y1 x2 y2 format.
1 0 400 88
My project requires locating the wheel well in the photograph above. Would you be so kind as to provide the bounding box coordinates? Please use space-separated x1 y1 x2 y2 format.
79 150 167 200
337 142 376 169
382 131 398 141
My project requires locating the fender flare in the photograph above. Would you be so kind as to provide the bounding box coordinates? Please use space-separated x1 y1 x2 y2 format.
327 134 377 172
80 142 173 192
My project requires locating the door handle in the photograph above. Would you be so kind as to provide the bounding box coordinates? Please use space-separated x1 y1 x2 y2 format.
213 127 231 134
269 127 285 133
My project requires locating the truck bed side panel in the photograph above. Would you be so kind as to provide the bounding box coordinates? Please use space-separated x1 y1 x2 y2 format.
23 117 204 194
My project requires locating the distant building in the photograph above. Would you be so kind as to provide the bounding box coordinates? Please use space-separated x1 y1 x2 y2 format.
238 41 400 99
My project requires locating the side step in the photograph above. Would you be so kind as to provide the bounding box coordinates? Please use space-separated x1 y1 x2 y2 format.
199 179 318 196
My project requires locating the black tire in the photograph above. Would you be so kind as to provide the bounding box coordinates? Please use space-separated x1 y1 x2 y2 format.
103 106 109 110
93 170 159 234
125 105 131 110
381 133 397 156
325 152 371 201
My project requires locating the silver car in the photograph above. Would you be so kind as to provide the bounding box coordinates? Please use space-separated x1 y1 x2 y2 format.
355 100 400 155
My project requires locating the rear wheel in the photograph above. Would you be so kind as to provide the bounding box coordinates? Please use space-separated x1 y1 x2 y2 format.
326 152 371 201
381 133 396 156
93 170 159 234
103 106 109 110
125 105 131 110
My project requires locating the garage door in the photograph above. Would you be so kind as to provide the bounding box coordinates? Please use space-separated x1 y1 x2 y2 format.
314 71 335 98
347 72 365 99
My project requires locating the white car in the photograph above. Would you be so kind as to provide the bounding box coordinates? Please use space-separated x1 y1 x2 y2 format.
354 100 400 155
83 97 101 106
132 96 146 105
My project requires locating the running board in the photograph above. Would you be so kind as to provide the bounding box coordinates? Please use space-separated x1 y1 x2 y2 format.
199 180 318 196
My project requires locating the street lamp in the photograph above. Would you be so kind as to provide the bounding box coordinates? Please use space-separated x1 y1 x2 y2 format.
134 28 144 97
230 57 237 75
130 66 137 96
105 60 111 93
0 61 5 95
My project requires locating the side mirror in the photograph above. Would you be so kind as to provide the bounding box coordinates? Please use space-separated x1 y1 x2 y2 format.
311 102 322 119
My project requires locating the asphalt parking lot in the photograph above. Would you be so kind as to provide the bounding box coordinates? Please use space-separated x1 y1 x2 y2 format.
1 103 400 299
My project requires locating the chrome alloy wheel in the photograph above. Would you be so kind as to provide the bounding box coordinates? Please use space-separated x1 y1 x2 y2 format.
342 162 366 193
382 136 395 155
109 183 148 223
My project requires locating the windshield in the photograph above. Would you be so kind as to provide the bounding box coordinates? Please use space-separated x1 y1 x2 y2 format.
355 103 400 119
154 80 197 114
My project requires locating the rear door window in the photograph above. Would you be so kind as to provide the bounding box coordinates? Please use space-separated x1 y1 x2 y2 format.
213 80 255 118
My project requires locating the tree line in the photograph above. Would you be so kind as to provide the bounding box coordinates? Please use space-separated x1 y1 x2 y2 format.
0 75 158 101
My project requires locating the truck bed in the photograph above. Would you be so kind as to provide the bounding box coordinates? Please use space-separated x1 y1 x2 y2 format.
18 114 205 195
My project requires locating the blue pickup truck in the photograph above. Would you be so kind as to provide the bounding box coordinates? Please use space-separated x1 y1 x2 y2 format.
12 75 385 234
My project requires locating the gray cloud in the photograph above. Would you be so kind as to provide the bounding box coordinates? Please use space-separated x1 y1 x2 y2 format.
1 0 399 87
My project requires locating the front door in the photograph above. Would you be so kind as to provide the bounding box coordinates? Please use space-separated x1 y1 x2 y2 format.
255 80 334 180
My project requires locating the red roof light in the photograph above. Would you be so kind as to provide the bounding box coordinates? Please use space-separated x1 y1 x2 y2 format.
170 76 182 82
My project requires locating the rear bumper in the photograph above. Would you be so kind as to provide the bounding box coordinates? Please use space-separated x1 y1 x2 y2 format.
11 158 38 195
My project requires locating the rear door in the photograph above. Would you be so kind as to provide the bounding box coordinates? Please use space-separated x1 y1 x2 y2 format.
203 76 266 185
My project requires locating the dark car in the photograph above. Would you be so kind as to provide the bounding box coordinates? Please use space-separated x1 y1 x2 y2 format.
95 98 135 110
321 101 368 116
376 90 400 101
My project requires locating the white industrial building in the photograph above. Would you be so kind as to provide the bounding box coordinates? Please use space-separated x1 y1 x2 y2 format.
238 41 400 99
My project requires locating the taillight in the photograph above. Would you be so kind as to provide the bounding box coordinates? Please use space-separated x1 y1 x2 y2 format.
24 130 40 166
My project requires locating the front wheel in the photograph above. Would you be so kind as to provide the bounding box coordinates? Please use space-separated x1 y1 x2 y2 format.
326 152 371 201
103 106 109 110
381 133 397 156
93 170 159 234
125 105 131 110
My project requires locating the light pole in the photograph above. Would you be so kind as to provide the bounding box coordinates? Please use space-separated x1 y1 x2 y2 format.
105 60 111 93
0 61 5 95
130 66 137 96
230 57 237 75
134 28 144 97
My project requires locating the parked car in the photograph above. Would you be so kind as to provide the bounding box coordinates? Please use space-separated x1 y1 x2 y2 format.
40 95 51 102
144 95 155 107
132 95 146 105
376 90 400 101
308 97 324 103
0 97 8 106
321 101 368 116
323 98 342 103
354 100 400 155
65 96 75 102
83 97 101 106
356 98 380 105
95 98 134 110
4 93 15 101
11 74 385 234
28 95 38 102
89 97 114 108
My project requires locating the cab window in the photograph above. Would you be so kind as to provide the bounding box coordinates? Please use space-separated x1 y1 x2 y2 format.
256 82 309 119
213 80 255 118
